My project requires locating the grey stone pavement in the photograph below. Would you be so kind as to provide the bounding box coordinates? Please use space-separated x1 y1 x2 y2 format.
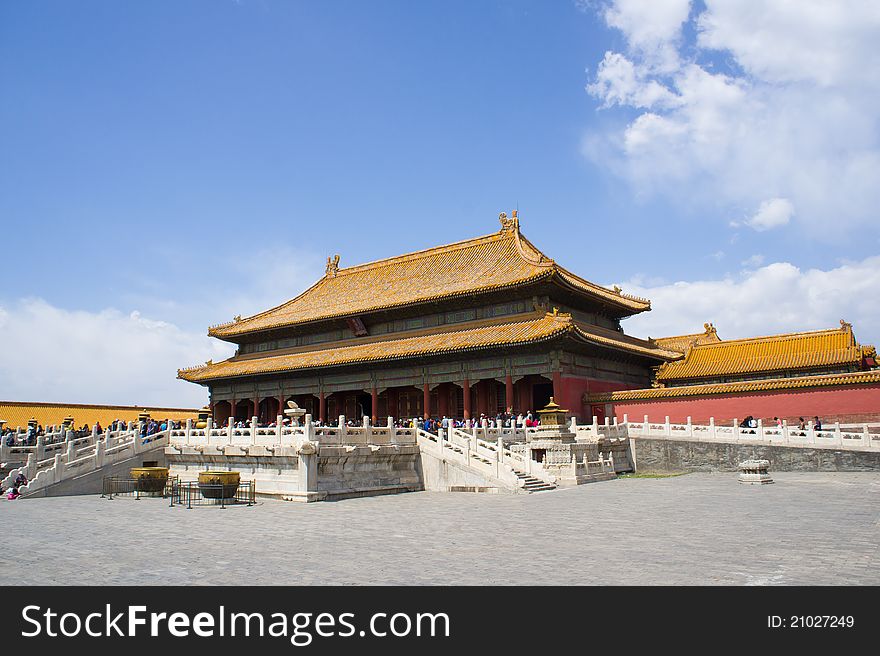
1 472 878 585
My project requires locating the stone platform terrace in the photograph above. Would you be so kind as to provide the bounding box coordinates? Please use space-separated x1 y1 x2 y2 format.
2 472 878 585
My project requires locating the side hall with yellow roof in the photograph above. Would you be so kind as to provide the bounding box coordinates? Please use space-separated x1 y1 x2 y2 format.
179 212 677 425
587 321 879 425
654 320 876 386
0 401 201 432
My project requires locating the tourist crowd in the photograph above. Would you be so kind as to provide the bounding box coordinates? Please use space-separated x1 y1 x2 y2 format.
0 417 187 448
221 410 545 432
738 415 824 435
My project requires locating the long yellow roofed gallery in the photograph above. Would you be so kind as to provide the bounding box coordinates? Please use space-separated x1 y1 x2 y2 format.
0 401 200 431
654 320 874 384
208 215 650 340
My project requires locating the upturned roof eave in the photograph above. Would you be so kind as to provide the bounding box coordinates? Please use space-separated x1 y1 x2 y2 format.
181 325 571 384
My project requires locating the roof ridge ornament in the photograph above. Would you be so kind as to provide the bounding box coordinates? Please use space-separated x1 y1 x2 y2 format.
546 307 572 320
840 318 852 332
499 210 519 233
326 254 340 277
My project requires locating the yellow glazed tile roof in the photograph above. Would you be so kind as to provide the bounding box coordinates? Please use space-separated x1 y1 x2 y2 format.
654 323 722 353
0 402 201 431
182 312 678 383
587 370 880 402
655 321 872 382
208 220 650 339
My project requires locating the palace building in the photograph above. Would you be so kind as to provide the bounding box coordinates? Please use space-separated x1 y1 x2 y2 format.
178 213 680 424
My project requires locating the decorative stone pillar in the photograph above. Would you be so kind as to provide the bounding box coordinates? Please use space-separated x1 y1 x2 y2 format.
738 460 773 485
297 441 319 494
95 439 105 468
53 452 64 484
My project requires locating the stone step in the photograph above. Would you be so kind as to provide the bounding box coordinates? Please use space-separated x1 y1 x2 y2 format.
511 470 557 492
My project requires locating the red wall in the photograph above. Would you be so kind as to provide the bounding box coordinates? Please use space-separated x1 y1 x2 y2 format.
556 377 635 421
610 384 880 425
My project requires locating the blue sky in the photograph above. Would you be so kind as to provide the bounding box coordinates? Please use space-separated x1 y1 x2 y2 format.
2 1 879 406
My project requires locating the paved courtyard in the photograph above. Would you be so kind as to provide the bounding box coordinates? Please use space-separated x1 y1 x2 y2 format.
2 472 878 585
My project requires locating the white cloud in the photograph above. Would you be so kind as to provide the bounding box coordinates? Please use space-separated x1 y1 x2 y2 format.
743 198 794 231
0 299 234 407
0 247 324 409
588 52 680 109
602 0 692 72
585 1 880 237
618 255 880 346
696 1 880 87
740 254 764 268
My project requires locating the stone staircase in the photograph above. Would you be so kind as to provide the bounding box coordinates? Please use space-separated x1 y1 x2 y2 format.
1 428 171 497
449 442 555 493
513 470 557 492
416 428 558 494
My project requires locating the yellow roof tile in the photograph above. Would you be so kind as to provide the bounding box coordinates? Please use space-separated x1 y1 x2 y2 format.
655 321 871 382
182 312 677 383
654 323 722 353
209 222 650 339
0 402 201 431
588 370 880 402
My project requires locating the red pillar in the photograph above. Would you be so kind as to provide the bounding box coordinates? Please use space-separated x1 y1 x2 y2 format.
462 378 471 419
253 397 260 422
319 391 326 423
371 386 378 424
505 374 514 413
476 381 487 416
438 384 449 418
387 388 398 420
552 370 562 403
278 394 285 418
230 398 236 421
518 379 530 414
423 383 431 419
